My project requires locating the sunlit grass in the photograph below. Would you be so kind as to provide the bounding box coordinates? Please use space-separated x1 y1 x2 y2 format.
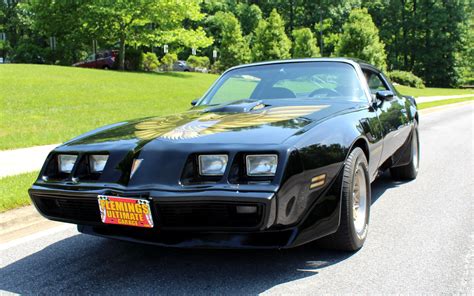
0 171 39 212
0 64 217 150
418 97 474 109
395 85 473 97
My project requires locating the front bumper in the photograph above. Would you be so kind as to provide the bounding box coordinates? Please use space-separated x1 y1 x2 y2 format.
29 176 341 249
29 185 299 248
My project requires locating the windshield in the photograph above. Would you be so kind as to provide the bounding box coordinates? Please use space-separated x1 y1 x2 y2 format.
201 62 367 105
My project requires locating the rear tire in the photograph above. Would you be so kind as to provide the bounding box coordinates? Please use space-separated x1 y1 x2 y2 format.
390 126 419 180
320 147 371 251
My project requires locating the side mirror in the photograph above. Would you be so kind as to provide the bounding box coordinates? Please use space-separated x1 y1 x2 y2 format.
376 90 395 101
191 99 198 106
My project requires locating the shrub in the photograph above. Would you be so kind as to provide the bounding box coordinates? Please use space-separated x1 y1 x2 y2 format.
140 52 160 72
210 61 223 74
161 53 177 71
10 39 46 64
387 70 425 88
187 55 210 69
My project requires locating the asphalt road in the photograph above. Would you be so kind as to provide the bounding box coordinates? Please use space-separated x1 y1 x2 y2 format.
1 103 473 295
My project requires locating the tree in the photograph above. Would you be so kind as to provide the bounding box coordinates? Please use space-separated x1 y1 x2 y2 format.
252 9 292 62
292 27 320 58
210 11 250 70
235 3 262 36
83 0 212 70
335 8 387 70
364 0 470 87
25 0 92 65
257 0 361 56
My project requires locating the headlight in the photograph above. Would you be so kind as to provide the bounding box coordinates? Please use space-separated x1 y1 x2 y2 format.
246 154 278 176
198 155 228 176
89 155 109 173
58 154 78 173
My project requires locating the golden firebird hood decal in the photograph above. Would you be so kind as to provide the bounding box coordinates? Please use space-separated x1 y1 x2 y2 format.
134 105 328 140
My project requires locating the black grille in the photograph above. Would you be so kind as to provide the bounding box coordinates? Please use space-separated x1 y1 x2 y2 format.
32 194 101 223
155 202 264 229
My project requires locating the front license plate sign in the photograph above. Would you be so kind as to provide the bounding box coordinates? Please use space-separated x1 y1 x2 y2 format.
97 195 153 228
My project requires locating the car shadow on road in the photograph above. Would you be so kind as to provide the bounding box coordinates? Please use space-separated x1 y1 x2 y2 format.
0 233 354 294
1 173 404 294
371 171 408 204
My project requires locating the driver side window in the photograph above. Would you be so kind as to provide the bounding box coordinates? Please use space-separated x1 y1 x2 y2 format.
365 71 389 94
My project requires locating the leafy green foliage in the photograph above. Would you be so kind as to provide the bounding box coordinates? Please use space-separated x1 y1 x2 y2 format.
364 0 470 87
187 55 210 69
82 0 212 69
387 70 425 89
252 9 292 62
160 53 177 71
292 27 320 58
209 12 250 71
24 0 91 65
258 0 361 56
235 3 262 36
140 52 160 72
335 8 387 70
1 0 472 87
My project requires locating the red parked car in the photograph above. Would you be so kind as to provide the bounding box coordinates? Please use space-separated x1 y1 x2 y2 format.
73 50 117 69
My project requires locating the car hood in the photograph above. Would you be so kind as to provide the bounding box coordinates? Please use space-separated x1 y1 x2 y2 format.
61 100 357 150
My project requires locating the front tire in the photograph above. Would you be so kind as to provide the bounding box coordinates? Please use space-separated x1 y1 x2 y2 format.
322 147 371 251
390 126 419 180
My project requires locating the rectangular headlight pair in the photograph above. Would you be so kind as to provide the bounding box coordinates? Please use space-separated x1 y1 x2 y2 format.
57 154 108 173
198 154 277 177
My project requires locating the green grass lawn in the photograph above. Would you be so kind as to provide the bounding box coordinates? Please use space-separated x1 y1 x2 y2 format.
418 97 474 109
1 64 472 150
0 171 38 212
395 85 473 97
0 64 217 150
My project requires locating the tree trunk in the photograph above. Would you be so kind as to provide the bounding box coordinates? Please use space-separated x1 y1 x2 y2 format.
119 33 126 70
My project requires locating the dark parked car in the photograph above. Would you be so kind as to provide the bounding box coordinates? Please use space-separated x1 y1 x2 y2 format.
172 60 191 72
73 50 118 69
29 58 419 251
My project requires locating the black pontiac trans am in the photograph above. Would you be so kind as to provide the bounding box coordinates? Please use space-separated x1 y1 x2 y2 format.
29 58 419 251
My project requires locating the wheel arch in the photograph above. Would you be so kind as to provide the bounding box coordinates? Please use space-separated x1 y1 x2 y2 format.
347 137 370 164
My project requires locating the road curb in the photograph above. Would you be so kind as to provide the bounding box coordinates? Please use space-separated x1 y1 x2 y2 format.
0 205 60 243
0 206 40 230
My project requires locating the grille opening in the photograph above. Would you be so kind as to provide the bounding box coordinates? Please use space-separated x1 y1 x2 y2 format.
32 195 101 223
156 202 264 229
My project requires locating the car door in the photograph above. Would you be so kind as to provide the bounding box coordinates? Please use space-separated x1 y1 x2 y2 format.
364 70 411 163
